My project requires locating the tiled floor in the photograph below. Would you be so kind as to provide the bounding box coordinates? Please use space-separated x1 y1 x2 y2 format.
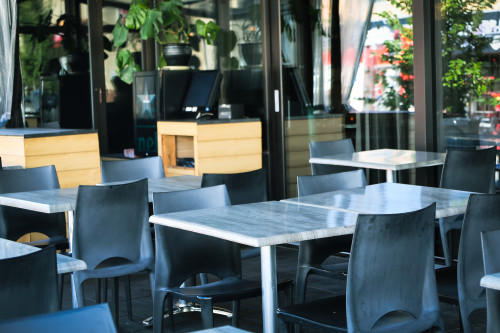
61 246 486 332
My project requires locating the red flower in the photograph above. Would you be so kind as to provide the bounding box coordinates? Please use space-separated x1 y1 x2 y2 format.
399 86 406 95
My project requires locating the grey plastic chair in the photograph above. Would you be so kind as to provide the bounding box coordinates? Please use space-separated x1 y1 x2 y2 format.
72 179 155 325
101 156 166 183
436 194 500 333
152 185 292 332
0 166 67 251
0 246 59 321
0 303 117 333
278 204 444 332
309 139 357 175
480 229 500 333
295 169 366 303
201 168 267 260
438 146 496 266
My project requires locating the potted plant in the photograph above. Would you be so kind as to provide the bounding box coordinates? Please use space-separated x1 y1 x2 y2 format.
238 4 262 67
113 0 220 84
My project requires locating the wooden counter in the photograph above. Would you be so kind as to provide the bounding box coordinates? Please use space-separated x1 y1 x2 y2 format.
157 119 262 176
0 128 101 188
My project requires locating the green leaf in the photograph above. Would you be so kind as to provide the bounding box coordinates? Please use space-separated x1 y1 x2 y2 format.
158 56 167 68
125 1 148 30
112 16 129 48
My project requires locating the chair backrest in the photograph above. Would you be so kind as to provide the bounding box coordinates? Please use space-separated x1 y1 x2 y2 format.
0 246 59 320
101 156 166 183
201 168 267 205
297 169 366 197
440 145 496 194
346 204 441 331
481 229 500 276
458 194 500 303
72 179 153 271
153 185 240 288
0 166 66 241
309 139 357 175
0 303 117 333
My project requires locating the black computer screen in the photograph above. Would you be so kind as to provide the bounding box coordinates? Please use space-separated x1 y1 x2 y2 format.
182 70 222 113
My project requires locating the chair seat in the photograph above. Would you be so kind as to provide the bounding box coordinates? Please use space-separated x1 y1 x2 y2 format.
278 296 348 331
309 261 349 279
278 294 442 333
77 257 154 280
165 278 293 303
25 235 69 251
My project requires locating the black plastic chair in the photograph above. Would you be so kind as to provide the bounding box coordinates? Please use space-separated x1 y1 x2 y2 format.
72 179 155 324
0 166 67 251
295 169 366 303
438 146 496 266
0 246 59 320
152 185 292 332
436 194 500 333
101 156 166 183
278 204 444 332
309 139 357 175
480 229 500 333
201 168 267 259
0 303 117 333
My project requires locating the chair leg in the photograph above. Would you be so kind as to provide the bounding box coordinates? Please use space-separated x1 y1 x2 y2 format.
95 279 101 303
438 219 453 267
124 275 133 320
199 298 214 328
231 300 240 326
153 291 168 333
57 273 64 309
74 277 86 308
111 277 120 326
295 267 311 304
101 278 108 302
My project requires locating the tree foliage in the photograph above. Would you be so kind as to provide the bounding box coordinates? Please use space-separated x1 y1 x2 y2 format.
375 0 495 115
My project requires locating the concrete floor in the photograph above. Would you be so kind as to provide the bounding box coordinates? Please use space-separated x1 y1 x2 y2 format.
61 246 486 332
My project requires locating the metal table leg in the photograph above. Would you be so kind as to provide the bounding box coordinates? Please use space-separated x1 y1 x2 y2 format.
261 245 277 333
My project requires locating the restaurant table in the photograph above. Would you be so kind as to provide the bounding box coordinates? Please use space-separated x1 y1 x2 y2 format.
0 175 202 244
309 148 446 182
281 182 471 219
0 175 201 308
0 237 86 274
149 182 470 333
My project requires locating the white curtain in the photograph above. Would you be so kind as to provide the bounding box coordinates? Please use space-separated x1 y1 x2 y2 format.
339 0 374 104
0 0 17 125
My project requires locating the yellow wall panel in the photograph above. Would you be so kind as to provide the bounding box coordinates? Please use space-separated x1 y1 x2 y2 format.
197 155 262 174
285 117 344 136
25 151 100 172
157 121 197 136
0 155 26 167
197 139 262 158
0 136 25 156
197 122 261 141
24 133 99 156
58 168 101 188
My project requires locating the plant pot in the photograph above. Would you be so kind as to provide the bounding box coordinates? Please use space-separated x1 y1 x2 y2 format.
162 44 192 67
59 53 89 73
239 43 262 67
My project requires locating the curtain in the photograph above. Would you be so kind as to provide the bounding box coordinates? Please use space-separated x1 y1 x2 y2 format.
339 0 374 104
0 0 17 125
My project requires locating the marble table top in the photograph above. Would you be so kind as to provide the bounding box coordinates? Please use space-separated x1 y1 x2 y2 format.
0 238 87 274
150 201 359 248
309 148 446 171
0 176 202 213
282 182 471 219
481 273 500 290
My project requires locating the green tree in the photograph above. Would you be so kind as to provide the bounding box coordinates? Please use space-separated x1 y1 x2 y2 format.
375 0 495 115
